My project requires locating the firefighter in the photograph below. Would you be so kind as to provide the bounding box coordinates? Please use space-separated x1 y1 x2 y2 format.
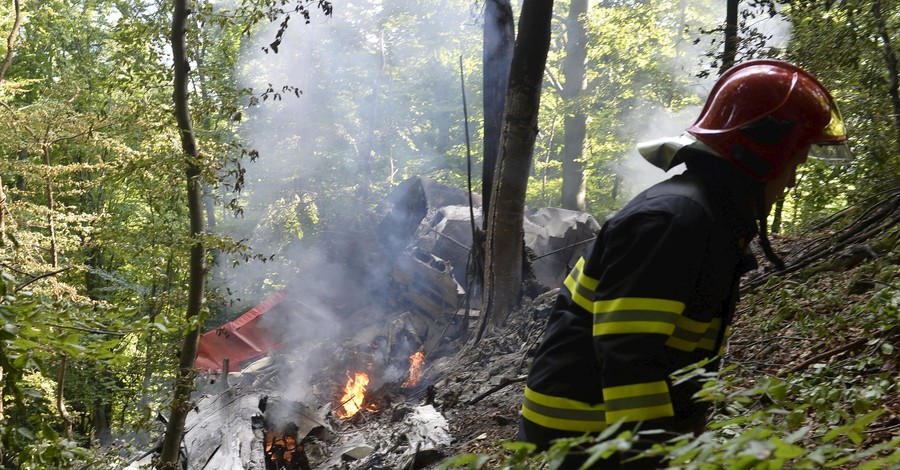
518 59 851 469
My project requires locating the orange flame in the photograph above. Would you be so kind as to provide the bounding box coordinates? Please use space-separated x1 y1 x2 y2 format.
401 349 425 388
336 371 369 418
265 431 298 465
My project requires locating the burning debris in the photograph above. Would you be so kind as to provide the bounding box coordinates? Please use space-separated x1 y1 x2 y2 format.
401 349 426 388
127 177 598 469
264 427 302 469
335 372 370 419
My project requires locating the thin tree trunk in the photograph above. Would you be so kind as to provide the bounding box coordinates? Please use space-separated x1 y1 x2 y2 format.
158 0 206 466
771 196 785 234
483 0 515 224
56 355 74 440
15 149 27 195
0 176 7 246
560 0 588 211
357 31 386 202
481 0 554 332
93 393 113 446
0 0 22 81
140 255 171 424
721 0 739 74
666 0 688 107
42 144 58 267
872 0 900 141
541 114 559 206
0 364 4 425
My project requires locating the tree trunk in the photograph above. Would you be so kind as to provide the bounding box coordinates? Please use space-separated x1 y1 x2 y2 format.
872 0 900 142
0 364 4 429
0 176 7 246
482 0 515 224
158 0 207 466
93 393 113 446
15 149 27 195
357 31 386 202
481 0 554 332
560 0 588 211
0 0 22 82
42 144 58 267
771 196 785 234
665 0 688 107
721 0 739 74
56 355 74 440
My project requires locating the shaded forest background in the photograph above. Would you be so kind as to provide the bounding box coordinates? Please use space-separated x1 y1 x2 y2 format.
0 0 898 468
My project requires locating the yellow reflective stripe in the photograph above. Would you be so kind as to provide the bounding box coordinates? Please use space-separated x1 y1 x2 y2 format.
525 386 606 411
593 297 684 314
522 386 607 433
564 258 687 332
564 258 598 313
571 257 599 290
606 404 674 423
603 381 669 400
673 315 709 333
665 335 696 352
594 318 677 336
603 381 673 423
666 316 713 352
592 299 685 336
697 318 723 351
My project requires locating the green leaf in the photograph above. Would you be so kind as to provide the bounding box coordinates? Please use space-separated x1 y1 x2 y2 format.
435 454 490 469
17 427 35 440
773 438 805 459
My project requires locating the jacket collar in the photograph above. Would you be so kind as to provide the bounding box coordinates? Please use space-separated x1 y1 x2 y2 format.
680 148 761 244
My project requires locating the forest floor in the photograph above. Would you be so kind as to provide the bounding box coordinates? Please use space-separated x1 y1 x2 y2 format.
408 197 900 468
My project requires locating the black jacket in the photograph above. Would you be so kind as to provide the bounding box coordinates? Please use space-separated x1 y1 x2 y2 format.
520 153 759 449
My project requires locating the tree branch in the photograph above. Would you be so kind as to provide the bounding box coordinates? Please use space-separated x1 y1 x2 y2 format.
780 338 868 375
0 0 22 82
15 267 70 292
43 322 129 337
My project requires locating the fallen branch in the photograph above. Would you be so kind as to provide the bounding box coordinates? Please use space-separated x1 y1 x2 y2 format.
466 375 526 405
780 337 868 375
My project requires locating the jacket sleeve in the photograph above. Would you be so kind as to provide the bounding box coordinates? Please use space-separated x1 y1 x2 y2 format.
567 209 710 428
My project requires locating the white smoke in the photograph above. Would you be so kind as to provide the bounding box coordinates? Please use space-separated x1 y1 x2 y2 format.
216 0 480 410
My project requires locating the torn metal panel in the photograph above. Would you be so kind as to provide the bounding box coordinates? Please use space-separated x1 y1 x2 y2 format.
416 205 483 289
262 396 332 444
178 385 332 470
400 405 453 469
182 390 266 470
377 177 481 260
390 250 464 322
524 207 600 290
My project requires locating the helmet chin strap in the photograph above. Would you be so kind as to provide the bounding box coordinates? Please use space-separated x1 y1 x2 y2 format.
755 190 786 271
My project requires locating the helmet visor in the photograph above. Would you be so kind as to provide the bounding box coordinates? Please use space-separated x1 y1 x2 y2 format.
810 100 851 163
810 141 852 163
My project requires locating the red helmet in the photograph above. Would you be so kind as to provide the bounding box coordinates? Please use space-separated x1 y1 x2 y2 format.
687 59 850 181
